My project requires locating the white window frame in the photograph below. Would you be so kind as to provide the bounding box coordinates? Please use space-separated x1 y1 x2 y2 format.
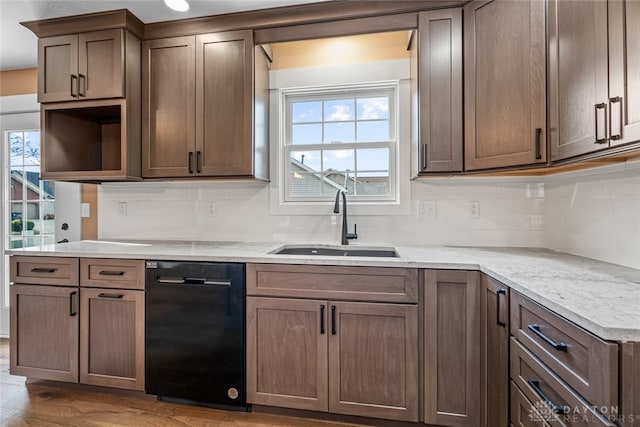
281 82 399 204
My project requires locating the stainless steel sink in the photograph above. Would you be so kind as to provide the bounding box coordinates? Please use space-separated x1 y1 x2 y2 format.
271 245 399 258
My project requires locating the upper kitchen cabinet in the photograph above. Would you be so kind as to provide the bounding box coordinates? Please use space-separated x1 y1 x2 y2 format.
464 0 546 171
23 10 144 181
38 30 124 103
549 0 640 161
410 9 463 176
142 30 269 180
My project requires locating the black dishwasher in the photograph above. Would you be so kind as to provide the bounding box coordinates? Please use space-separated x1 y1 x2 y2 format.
145 261 247 410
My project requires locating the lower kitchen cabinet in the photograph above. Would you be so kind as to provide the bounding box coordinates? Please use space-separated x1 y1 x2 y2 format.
423 270 480 426
80 288 145 390
246 297 328 411
10 284 79 383
9 256 145 391
246 297 419 422
481 275 510 427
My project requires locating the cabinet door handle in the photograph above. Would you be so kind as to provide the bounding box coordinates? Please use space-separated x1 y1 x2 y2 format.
98 293 124 299
98 270 125 276
421 143 428 170
78 74 86 97
70 74 78 97
331 305 337 335
535 128 542 160
527 324 567 351
196 151 202 174
69 291 77 316
609 96 623 141
31 267 57 273
527 379 568 414
496 289 506 327
594 102 607 144
320 304 325 335
188 152 194 174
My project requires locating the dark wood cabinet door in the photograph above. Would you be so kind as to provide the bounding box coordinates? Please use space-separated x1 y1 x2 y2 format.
246 297 328 411
481 275 509 427
38 35 78 103
412 9 463 174
464 0 546 170
142 36 196 178
79 288 144 390
424 270 480 427
10 284 79 383
549 0 609 161
328 302 419 422
609 0 640 146
78 29 124 100
196 30 254 177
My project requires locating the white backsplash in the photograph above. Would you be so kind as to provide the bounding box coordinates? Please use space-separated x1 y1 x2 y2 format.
544 162 640 270
98 178 546 248
98 161 640 270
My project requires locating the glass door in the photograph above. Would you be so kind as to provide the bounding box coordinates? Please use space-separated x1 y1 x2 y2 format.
8 130 56 250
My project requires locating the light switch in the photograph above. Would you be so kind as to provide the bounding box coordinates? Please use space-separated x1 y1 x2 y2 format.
81 203 90 218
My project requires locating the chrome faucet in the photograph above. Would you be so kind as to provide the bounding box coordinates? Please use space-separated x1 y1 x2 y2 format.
333 190 358 245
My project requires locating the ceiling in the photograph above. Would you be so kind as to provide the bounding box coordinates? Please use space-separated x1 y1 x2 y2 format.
0 0 329 71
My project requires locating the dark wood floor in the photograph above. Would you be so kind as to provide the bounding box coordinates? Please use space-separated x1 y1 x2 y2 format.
0 339 364 427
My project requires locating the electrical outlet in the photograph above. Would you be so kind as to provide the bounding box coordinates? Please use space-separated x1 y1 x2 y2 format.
118 202 127 216
207 202 217 217
468 201 480 219
418 200 437 219
81 203 90 218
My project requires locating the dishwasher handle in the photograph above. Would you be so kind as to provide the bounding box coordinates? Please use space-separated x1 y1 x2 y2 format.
156 276 231 286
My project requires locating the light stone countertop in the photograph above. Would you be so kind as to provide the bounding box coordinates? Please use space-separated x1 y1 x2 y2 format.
7 240 640 342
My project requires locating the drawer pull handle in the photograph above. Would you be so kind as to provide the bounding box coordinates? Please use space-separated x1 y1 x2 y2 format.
98 293 124 299
528 324 567 351
496 289 506 327
98 270 125 276
535 128 542 160
31 268 57 273
527 379 568 415
320 304 325 335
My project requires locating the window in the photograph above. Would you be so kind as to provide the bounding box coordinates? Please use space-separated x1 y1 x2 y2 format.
283 84 397 203
6 130 56 250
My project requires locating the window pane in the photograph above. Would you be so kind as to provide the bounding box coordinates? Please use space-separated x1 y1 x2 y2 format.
323 149 354 172
26 202 40 220
355 173 390 196
9 132 23 165
324 99 354 121
292 101 322 123
289 172 322 197
43 181 55 199
24 132 40 165
325 122 355 143
356 148 389 170
290 150 321 172
357 97 389 120
10 202 23 226
24 166 41 200
357 121 389 142
292 123 322 145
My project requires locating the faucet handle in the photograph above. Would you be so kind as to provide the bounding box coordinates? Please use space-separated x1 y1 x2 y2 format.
346 224 358 240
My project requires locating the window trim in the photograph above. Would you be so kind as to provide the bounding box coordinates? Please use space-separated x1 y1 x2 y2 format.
281 82 399 204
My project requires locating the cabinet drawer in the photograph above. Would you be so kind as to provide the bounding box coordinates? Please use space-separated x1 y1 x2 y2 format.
510 381 552 427
10 256 79 286
510 292 618 410
80 258 145 290
511 338 616 427
246 264 418 303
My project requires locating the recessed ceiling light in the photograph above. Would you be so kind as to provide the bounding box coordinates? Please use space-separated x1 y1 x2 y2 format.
164 0 190 12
